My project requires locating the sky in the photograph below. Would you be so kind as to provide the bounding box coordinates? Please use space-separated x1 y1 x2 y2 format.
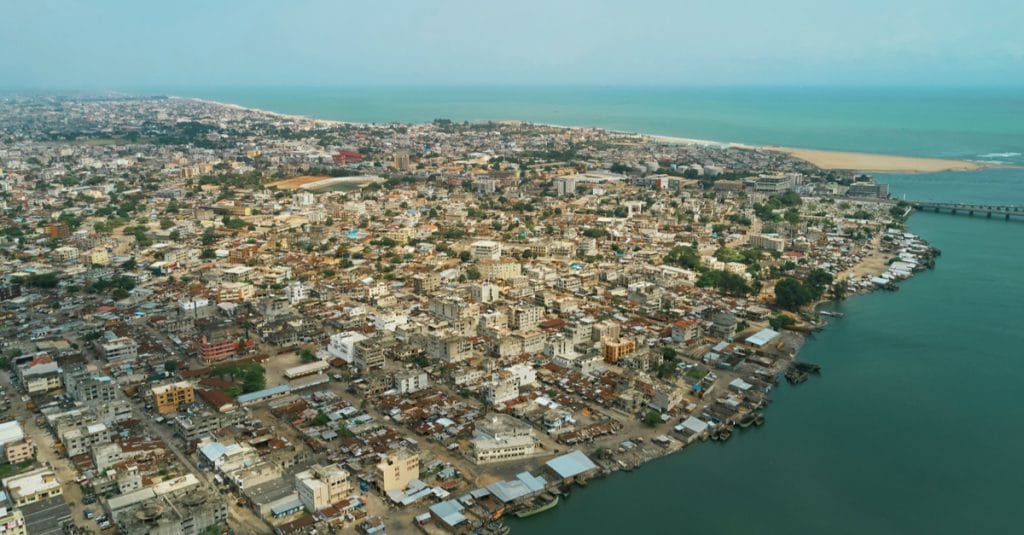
1 0 1022 89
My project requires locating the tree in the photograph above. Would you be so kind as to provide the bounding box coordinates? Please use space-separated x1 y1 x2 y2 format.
770 313 796 330
121 257 137 270
832 279 849 301
200 249 217 259
465 266 481 280
312 410 330 426
164 360 178 373
643 410 663 426
806 268 834 299
458 251 472 262
774 277 812 310
299 349 316 363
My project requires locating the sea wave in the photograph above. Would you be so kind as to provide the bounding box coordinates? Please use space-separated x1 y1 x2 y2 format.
978 152 1021 159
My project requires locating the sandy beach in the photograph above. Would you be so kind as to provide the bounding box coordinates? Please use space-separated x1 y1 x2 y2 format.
179 96 994 175
767 146 992 173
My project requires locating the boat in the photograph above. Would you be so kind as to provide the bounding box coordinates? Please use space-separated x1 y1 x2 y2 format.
738 412 760 428
819 310 845 318
515 495 560 518
754 413 765 426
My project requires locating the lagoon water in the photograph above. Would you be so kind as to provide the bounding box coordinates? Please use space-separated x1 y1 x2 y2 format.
182 86 1024 533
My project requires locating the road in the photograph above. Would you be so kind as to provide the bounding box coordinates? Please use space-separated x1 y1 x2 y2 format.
126 396 272 534
0 374 103 533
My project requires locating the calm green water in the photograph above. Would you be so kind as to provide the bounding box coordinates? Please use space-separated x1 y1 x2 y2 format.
176 87 1024 533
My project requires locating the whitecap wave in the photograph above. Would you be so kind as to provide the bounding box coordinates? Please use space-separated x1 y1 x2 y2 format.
978 152 1021 159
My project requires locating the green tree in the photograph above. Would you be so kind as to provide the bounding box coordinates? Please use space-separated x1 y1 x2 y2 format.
774 277 812 310
643 410 663 426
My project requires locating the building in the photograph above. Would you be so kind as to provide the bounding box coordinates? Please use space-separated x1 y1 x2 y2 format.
555 176 577 197
847 178 889 198
109 478 226 535
2 468 62 506
0 507 26 535
295 464 351 512
753 173 798 193
354 337 386 372
326 331 367 363
42 223 69 240
99 336 138 363
59 423 111 457
602 337 637 364
375 450 419 493
470 414 538 464
151 381 196 415
395 370 429 394
393 151 411 171
50 246 79 264
509 305 543 331
671 319 702 344
478 258 521 281
470 240 501 261
14 355 62 394
197 332 240 363
747 233 786 253
0 421 33 464
63 366 118 404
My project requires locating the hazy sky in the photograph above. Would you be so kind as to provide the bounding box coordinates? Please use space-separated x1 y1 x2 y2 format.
2 0 1022 89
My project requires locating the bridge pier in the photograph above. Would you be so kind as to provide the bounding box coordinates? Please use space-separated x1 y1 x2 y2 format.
987 212 992 218
1008 213 1012 221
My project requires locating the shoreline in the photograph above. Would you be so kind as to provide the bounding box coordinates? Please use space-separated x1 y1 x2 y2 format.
172 95 997 175
510 219 923 530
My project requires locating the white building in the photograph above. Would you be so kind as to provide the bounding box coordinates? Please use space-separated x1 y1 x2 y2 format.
470 240 501 261
470 414 538 464
396 370 430 394
326 332 367 364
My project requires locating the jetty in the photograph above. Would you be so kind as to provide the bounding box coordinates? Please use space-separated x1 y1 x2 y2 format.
910 201 1024 221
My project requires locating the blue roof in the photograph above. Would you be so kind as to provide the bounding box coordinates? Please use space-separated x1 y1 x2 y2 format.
199 442 227 462
429 500 466 526
486 480 532 503
271 498 304 516
746 328 780 347
516 472 547 493
545 450 598 479
237 384 290 403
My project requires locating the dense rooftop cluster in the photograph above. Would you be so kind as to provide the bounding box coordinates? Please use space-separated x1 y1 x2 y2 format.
0 95 911 534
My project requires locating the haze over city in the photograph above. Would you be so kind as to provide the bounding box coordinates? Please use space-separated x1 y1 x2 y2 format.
2 0 1023 89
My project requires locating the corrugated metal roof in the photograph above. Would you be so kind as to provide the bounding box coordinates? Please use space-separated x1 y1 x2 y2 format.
545 450 598 479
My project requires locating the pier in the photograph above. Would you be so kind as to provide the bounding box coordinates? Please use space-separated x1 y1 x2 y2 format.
910 201 1024 220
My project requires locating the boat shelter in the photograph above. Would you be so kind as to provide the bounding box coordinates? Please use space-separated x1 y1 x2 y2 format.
544 450 599 482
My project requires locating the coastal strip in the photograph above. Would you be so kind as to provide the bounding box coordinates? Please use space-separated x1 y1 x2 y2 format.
174 96 994 175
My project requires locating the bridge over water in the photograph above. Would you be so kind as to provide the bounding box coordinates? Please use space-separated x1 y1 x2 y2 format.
910 201 1024 220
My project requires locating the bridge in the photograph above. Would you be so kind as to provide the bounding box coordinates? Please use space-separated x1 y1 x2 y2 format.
910 201 1024 220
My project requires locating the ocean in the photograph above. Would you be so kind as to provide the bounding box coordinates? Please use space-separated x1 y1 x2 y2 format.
179 86 1024 533
179 86 1024 166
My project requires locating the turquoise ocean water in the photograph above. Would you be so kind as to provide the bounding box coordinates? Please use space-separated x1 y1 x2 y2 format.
180 87 1023 533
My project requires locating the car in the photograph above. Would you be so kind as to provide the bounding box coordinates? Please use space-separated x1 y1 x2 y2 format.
83 509 94 519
